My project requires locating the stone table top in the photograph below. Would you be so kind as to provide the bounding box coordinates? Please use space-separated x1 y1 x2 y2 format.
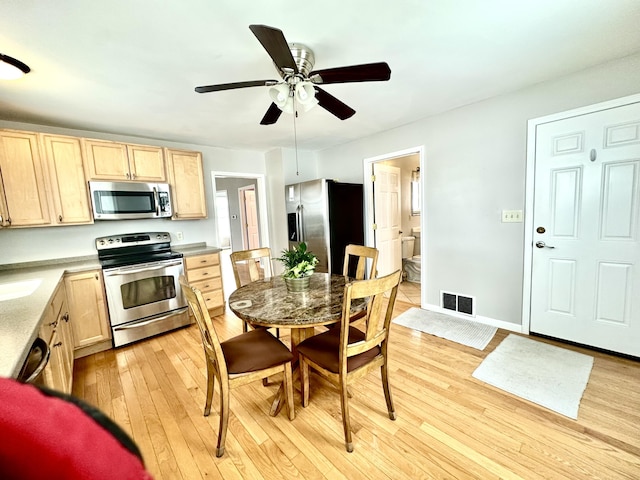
228 273 364 329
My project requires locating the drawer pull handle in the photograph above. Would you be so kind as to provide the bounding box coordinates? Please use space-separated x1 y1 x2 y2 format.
53 341 63 348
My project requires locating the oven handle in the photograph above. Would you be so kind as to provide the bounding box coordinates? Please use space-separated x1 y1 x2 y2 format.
105 260 184 276
113 308 189 330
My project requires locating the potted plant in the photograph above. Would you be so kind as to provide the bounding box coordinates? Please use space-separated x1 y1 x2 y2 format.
277 242 319 292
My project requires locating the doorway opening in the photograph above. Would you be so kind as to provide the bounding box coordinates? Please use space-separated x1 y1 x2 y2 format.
363 146 425 308
212 171 270 303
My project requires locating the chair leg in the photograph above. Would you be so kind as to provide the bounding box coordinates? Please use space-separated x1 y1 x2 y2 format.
381 362 396 420
339 377 354 452
300 356 310 407
204 358 215 416
283 362 295 420
216 380 230 457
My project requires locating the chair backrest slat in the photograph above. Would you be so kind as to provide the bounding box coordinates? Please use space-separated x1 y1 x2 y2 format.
343 245 379 280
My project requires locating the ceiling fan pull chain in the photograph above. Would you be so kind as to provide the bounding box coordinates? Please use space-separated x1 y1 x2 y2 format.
294 94 299 176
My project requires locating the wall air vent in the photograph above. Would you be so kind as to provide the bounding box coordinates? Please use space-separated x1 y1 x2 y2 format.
440 291 475 317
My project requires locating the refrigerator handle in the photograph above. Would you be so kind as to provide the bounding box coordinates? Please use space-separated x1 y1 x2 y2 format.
296 204 303 242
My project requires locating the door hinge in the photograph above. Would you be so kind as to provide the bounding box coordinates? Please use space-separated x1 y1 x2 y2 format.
372 224 378 230
371 175 376 182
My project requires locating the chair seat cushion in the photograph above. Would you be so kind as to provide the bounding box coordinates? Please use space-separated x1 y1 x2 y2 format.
221 328 293 374
297 326 381 374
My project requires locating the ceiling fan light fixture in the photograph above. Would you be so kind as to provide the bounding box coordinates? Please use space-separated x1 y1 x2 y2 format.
269 83 290 107
294 81 319 112
0 53 30 80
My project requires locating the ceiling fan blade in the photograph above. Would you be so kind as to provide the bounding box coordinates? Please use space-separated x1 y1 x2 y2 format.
310 62 391 85
249 24 298 74
314 87 356 120
195 80 277 93
260 103 283 125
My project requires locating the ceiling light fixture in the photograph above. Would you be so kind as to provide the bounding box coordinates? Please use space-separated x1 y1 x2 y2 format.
0 53 30 80
268 80 318 115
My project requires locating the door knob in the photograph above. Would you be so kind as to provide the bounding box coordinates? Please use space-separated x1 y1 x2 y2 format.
535 241 555 249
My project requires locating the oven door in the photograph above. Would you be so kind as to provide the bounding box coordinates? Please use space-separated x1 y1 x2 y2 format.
103 259 187 327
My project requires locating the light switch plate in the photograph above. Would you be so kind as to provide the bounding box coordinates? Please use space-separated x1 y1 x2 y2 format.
502 210 523 223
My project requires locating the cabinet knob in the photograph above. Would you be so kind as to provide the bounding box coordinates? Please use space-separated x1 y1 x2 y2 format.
131 173 136 179
7 217 11 225
95 274 99 280
58 215 63 222
63 313 70 322
126 172 130 179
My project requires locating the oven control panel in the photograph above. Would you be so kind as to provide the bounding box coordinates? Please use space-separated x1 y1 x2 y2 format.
96 232 171 250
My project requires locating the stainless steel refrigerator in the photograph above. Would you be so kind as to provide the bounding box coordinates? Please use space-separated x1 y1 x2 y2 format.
285 179 364 274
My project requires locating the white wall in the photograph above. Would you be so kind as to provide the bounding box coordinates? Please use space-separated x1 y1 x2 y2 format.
311 53 640 328
0 121 267 264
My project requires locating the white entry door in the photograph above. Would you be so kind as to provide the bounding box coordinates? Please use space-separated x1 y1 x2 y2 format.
373 163 402 276
530 100 640 356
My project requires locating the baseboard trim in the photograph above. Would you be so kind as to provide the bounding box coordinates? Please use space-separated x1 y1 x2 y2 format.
423 303 523 333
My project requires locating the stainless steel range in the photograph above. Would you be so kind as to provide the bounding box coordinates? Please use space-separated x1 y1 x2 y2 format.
96 232 189 347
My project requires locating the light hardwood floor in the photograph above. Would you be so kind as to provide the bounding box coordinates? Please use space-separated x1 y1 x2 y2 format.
72 301 640 479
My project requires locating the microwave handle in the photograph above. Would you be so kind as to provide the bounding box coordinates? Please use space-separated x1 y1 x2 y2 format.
153 186 160 216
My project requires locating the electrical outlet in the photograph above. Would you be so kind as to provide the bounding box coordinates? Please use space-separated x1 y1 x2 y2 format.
501 210 523 223
176 232 183 241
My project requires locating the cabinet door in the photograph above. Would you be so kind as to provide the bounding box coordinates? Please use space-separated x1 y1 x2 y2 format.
83 139 130 180
41 134 93 225
65 270 111 349
165 148 207 219
127 144 166 181
0 130 50 226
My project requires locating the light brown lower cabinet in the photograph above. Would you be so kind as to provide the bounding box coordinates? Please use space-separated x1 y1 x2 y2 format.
64 270 112 358
38 281 73 394
185 252 225 316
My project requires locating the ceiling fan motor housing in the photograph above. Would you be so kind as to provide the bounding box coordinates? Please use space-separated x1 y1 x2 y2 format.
287 43 315 79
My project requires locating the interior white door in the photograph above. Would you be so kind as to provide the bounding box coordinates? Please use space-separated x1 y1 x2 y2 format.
530 101 640 356
373 163 402 276
239 186 260 250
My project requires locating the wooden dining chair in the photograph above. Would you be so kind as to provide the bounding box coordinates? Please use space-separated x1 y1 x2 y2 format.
230 247 275 333
297 269 402 452
179 275 295 457
342 244 379 324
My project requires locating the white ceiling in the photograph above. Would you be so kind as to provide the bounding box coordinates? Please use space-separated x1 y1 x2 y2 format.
1 0 640 152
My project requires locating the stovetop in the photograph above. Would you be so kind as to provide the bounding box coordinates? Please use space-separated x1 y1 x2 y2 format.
96 232 183 268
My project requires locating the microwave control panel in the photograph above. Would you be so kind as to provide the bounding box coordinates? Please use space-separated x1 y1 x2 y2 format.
158 191 172 216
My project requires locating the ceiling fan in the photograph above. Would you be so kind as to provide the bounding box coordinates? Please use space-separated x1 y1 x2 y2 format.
194 24 391 125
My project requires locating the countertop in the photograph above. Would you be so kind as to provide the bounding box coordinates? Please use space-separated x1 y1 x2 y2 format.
0 258 101 379
0 243 221 379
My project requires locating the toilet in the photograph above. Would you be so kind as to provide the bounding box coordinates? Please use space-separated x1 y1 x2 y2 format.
401 232 421 283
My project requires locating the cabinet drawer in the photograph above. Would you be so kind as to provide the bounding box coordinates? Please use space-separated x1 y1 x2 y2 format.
187 266 220 283
190 277 222 294
202 290 224 310
50 282 66 318
185 253 220 270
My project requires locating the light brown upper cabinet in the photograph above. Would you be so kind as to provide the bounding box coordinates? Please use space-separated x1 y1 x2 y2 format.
165 148 207 220
41 134 93 225
0 130 50 227
83 139 166 182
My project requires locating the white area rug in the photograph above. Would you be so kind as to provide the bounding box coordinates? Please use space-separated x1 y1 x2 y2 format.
392 307 497 350
472 334 594 419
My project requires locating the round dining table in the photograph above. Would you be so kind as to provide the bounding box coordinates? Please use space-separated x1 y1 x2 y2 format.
228 272 365 415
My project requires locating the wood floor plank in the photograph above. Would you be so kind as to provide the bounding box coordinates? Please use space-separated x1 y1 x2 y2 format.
71 302 640 479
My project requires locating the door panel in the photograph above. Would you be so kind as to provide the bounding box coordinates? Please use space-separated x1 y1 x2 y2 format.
530 101 640 356
373 163 401 277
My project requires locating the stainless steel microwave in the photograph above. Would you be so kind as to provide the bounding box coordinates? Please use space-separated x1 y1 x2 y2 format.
89 181 172 220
